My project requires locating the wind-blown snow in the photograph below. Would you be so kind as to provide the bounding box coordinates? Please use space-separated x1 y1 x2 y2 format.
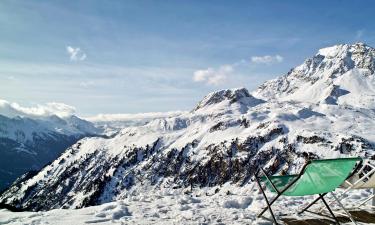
318 45 341 57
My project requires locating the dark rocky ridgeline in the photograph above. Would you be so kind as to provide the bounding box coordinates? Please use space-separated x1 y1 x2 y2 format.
0 124 288 211
1 147 118 211
0 133 89 191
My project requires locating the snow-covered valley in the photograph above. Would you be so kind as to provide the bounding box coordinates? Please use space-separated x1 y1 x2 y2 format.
1 42 375 224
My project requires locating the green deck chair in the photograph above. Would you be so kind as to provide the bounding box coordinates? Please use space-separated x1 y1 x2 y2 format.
254 157 362 225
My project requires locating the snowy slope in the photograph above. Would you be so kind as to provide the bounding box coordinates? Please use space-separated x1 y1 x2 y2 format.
1 43 375 213
253 42 375 108
0 103 102 191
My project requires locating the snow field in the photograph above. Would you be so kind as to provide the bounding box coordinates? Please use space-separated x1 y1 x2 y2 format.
1 184 373 224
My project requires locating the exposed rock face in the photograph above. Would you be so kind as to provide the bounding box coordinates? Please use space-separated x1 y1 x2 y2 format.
1 43 375 211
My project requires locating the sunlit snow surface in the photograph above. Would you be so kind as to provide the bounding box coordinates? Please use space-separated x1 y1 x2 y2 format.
0 185 373 224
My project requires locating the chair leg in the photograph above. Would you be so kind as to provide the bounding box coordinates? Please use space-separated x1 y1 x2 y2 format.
320 194 340 225
356 193 375 208
331 192 357 225
299 194 326 214
255 174 279 224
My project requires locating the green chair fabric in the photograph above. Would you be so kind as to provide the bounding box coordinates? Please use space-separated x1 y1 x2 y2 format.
261 158 361 196
261 175 298 192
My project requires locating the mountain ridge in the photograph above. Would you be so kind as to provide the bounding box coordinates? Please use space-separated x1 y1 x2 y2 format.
0 111 102 191
253 42 375 107
1 43 375 211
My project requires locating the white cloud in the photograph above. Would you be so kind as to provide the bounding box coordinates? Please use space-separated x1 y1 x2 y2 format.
251 55 283 64
355 29 365 39
0 99 76 118
79 80 96 88
193 65 233 85
66 46 87 61
6 75 16 80
193 54 283 85
86 111 186 122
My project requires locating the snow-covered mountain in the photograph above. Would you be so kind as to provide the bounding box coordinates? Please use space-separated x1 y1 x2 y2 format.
253 42 375 108
1 43 375 211
86 111 186 136
0 105 102 191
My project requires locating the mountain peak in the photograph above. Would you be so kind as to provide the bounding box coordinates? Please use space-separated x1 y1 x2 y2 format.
253 43 375 103
314 42 375 73
317 42 371 57
193 88 254 111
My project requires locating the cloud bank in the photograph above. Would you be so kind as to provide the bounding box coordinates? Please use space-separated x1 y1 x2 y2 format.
193 54 283 85
355 29 365 39
193 65 233 85
79 80 96 88
0 99 76 118
251 55 283 64
66 46 87 61
86 111 186 122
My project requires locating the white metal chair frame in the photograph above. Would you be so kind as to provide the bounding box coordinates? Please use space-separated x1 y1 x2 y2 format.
335 159 375 209
301 159 375 225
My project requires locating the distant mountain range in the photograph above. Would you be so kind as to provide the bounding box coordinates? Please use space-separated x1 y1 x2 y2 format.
1 42 375 211
86 111 186 136
0 113 101 191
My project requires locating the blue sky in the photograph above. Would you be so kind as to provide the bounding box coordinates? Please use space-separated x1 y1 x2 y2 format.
0 0 374 116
